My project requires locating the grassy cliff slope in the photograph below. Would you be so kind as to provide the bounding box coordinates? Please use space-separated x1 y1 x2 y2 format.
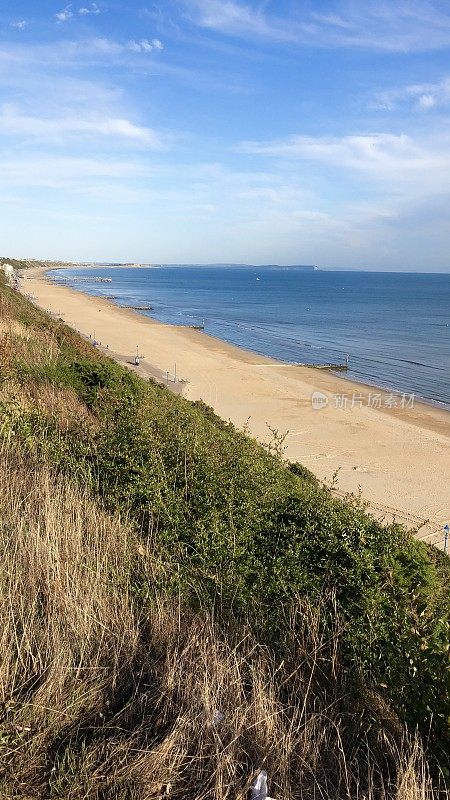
0 274 448 798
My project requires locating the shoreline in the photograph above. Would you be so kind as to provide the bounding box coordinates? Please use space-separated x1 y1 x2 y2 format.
36 266 450 427
19 265 450 547
47 263 450 413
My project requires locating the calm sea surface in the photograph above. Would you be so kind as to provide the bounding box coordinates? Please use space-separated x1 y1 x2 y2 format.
49 266 450 409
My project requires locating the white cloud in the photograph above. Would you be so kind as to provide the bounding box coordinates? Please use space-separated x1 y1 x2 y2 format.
0 38 215 97
183 0 450 53
127 38 164 53
0 36 168 69
79 3 100 14
56 5 74 23
238 130 450 209
373 77 450 112
0 155 154 190
241 132 419 166
0 105 166 149
418 94 436 109
184 0 296 41
11 20 27 30
88 37 122 55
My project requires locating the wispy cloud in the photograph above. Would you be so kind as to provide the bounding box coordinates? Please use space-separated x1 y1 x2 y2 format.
0 105 167 149
79 3 101 15
182 0 450 53
56 3 101 22
0 154 154 190
372 76 450 111
127 38 164 53
183 0 297 41
55 5 74 23
11 20 27 30
0 36 225 102
0 36 165 67
238 130 450 202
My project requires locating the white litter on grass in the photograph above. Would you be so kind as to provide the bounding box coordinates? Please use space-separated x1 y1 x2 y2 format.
212 709 225 728
1 264 15 285
250 770 276 800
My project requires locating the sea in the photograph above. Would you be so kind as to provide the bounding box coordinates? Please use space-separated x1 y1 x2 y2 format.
48 266 450 409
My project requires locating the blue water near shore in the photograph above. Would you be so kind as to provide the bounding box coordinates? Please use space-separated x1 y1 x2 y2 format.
49 266 450 409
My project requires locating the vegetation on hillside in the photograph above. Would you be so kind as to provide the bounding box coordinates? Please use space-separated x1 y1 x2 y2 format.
0 274 448 798
0 256 69 270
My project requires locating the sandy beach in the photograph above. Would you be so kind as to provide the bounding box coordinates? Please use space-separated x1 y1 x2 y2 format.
20 266 450 548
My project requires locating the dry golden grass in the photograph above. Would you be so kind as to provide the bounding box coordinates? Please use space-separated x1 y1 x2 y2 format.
0 446 140 795
0 446 442 800
0 306 95 431
0 318 32 338
0 317 61 376
0 378 97 432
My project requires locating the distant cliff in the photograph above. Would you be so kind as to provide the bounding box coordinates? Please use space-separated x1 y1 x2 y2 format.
157 263 321 270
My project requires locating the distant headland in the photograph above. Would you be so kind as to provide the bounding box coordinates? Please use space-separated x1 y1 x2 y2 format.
86 263 321 270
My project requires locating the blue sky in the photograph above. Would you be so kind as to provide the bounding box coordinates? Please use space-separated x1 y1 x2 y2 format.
1 1 450 270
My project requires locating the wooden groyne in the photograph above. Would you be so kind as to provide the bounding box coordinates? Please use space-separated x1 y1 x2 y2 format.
310 362 349 372
297 355 349 371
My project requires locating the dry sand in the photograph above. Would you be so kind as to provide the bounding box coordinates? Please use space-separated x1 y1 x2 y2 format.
20 267 450 548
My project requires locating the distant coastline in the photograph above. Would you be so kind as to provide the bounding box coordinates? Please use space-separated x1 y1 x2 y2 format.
60 262 321 271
